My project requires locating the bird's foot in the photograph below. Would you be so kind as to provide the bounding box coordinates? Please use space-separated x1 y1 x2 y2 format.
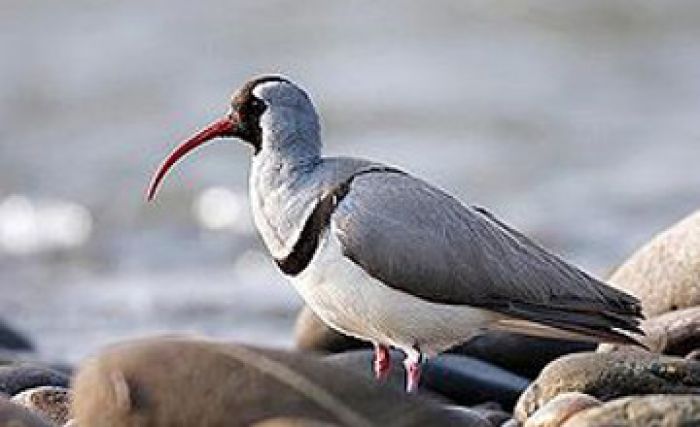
373 344 391 381
403 350 423 393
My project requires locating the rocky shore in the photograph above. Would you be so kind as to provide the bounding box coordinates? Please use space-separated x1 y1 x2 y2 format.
1 211 700 426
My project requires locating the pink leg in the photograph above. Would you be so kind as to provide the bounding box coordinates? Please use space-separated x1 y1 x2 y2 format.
373 344 391 381
403 351 423 393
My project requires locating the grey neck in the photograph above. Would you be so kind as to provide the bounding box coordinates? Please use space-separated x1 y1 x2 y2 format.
255 103 323 166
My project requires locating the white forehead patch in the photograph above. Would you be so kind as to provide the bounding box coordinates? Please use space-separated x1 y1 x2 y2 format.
251 79 315 112
252 81 287 102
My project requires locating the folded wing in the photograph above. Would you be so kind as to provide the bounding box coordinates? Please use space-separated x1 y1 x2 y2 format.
331 170 643 343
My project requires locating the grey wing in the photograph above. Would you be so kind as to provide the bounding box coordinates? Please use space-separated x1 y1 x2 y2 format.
331 170 643 342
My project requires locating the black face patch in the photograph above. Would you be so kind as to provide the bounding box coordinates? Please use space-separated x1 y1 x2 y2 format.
231 76 289 154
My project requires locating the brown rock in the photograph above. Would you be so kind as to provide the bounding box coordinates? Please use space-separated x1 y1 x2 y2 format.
562 394 700 427
608 210 700 317
12 386 71 425
294 306 366 353
0 396 54 427
71 335 466 427
599 306 700 355
514 351 700 421
522 392 600 427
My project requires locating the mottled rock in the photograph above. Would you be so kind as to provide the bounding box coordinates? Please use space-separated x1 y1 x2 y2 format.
523 392 600 427
609 210 700 317
0 320 33 352
71 336 466 427
295 307 593 379
0 397 54 427
599 306 700 356
514 351 700 421
562 394 700 427
63 420 77 427
324 349 529 410
12 386 71 425
0 364 69 396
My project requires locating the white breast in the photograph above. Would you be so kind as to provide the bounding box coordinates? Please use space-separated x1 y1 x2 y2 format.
291 225 502 356
248 157 318 260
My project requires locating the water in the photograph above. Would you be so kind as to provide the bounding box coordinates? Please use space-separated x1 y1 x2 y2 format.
1 1 700 362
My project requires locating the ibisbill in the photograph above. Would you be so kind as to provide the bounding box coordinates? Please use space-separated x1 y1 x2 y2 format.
147 75 643 392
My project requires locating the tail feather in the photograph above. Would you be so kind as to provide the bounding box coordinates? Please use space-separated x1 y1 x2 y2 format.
494 301 645 347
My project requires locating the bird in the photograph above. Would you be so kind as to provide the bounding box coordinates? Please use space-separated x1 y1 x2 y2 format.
147 75 643 392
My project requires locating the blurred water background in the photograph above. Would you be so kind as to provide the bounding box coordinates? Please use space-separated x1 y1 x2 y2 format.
1 1 699 362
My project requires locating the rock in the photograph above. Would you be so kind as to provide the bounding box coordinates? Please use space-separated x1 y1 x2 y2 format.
324 349 529 410
71 335 468 427
250 417 340 426
0 320 33 353
522 392 600 427
294 306 367 353
501 419 520 427
453 333 594 379
12 387 71 425
63 420 77 427
434 406 493 427
0 364 69 396
686 349 700 360
0 396 54 427
562 394 700 427
469 402 512 426
514 351 700 421
608 210 700 317
598 306 700 356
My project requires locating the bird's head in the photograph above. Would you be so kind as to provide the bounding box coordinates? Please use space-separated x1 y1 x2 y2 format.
147 75 320 201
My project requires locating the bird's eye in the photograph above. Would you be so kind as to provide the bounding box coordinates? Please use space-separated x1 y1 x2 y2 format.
250 98 266 111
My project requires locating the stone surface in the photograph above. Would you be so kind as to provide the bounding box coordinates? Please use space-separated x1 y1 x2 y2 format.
296 306 592 379
514 351 700 421
250 417 340 427
324 349 529 410
294 306 367 354
598 306 700 356
469 402 512 426
434 406 493 427
0 396 54 427
523 392 600 427
562 394 700 427
0 320 33 353
0 364 69 396
12 386 71 425
71 336 467 427
452 333 594 379
608 209 700 317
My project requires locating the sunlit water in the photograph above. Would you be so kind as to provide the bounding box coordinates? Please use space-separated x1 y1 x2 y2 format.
1 1 700 362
